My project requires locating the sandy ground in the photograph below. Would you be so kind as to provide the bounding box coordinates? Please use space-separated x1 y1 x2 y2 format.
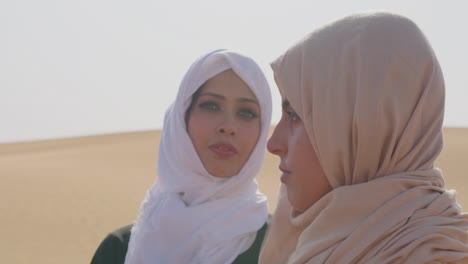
1 127 467 264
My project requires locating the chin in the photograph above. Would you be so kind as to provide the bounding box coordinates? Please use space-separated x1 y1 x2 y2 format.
208 168 237 178
292 208 304 217
287 192 306 215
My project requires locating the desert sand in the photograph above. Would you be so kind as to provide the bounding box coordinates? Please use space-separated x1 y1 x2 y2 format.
1 127 467 264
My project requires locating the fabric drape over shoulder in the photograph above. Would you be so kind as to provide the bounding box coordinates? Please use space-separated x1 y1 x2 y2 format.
125 49 272 264
263 12 468 264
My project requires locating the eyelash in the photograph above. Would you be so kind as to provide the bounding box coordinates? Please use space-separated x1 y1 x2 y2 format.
199 101 219 111
238 108 258 119
285 108 300 123
198 101 258 119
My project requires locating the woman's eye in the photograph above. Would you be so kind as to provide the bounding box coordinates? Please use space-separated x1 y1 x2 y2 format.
199 101 219 111
286 108 300 122
238 108 258 119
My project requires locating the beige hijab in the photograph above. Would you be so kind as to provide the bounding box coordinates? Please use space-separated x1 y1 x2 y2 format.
261 12 468 264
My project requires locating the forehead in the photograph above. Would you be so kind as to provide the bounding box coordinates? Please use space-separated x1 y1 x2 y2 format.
201 69 257 100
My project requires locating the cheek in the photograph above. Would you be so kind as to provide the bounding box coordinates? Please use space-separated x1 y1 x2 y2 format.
289 130 322 182
287 129 306 166
296 137 322 182
240 121 261 152
296 133 331 208
187 112 211 145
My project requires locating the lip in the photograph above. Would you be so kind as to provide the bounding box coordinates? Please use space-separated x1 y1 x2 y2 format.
209 142 238 158
279 166 291 184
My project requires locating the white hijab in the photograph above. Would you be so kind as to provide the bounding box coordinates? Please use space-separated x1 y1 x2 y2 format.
125 49 271 264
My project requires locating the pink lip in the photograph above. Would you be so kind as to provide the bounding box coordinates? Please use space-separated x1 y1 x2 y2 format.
209 142 238 158
279 166 290 184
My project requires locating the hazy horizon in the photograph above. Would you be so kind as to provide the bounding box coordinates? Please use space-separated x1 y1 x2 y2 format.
2 0 467 143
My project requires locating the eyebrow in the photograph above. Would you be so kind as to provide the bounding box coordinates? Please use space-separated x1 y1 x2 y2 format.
199 92 259 105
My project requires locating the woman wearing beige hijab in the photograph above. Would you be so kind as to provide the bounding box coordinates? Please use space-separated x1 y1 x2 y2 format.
261 12 468 263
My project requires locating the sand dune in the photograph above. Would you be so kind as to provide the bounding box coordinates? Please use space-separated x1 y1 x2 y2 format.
1 128 467 264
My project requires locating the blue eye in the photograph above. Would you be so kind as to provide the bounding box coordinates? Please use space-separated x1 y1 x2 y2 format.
199 101 219 111
286 108 300 122
238 108 258 119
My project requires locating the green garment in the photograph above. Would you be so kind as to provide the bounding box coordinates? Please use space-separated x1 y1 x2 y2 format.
91 222 268 264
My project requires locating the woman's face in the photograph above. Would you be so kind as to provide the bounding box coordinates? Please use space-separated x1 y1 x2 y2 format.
267 94 332 215
187 69 261 178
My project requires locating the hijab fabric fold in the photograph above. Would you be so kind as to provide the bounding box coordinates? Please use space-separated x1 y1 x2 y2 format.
263 12 468 263
125 49 272 264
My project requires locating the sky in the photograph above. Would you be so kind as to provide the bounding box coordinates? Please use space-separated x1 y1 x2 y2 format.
1 0 468 143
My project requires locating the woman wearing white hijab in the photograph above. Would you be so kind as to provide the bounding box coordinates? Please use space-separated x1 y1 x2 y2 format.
91 49 272 264
261 12 468 263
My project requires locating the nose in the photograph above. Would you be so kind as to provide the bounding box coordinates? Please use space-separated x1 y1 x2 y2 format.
217 118 237 136
267 119 287 156
218 127 235 135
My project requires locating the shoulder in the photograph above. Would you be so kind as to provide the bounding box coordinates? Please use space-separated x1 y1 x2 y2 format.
90 224 133 264
90 220 269 264
232 219 269 264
